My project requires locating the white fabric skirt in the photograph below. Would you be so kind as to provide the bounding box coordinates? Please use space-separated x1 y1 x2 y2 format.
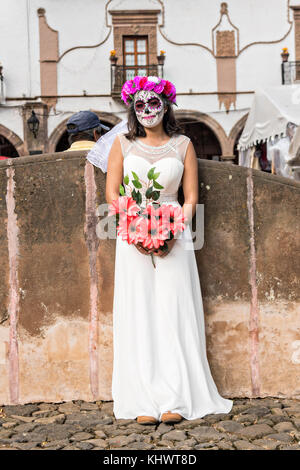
112 209 233 421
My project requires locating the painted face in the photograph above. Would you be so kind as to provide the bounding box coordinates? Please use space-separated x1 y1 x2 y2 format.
134 90 165 128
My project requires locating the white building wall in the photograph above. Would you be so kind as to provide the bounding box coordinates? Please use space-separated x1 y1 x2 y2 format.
0 0 296 149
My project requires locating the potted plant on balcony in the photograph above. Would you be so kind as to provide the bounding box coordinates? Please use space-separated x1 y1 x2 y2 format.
281 47 289 63
110 49 118 65
157 50 166 66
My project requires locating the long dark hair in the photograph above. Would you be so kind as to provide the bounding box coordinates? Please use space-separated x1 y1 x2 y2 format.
125 96 182 141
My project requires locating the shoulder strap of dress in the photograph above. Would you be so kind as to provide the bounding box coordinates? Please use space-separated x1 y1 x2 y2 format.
118 133 134 158
170 134 191 163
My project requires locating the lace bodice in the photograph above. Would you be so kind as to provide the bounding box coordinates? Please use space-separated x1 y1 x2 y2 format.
118 133 190 206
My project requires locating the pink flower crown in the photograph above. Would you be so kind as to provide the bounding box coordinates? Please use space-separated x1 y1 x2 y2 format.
121 75 177 106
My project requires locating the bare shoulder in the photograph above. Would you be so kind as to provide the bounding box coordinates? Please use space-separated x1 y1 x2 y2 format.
184 139 197 167
109 134 122 153
107 134 123 166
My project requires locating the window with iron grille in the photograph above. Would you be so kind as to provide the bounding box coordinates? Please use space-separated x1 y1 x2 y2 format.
123 36 149 80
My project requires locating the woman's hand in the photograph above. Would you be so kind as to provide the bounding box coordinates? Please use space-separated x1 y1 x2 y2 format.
135 239 177 257
135 242 153 255
152 238 177 258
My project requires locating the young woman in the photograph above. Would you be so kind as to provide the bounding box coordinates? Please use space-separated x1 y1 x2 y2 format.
106 76 233 425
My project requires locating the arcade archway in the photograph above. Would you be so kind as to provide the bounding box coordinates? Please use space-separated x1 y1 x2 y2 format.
179 120 222 160
0 124 24 157
175 110 226 160
0 135 19 158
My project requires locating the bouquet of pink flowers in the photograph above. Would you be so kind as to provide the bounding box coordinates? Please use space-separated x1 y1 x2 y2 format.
108 167 187 268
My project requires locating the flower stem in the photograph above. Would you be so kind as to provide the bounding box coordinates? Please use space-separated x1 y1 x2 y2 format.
151 253 156 269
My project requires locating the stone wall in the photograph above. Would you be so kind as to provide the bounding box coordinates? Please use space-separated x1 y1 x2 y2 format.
0 151 299 405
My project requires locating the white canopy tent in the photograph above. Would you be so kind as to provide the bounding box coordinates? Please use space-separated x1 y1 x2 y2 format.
238 85 300 178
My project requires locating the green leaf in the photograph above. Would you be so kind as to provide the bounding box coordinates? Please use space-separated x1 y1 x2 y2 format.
160 243 169 252
137 192 142 205
147 167 155 180
153 180 164 189
132 180 142 189
119 184 125 195
131 171 139 181
152 191 160 201
124 174 129 185
145 186 153 199
132 189 139 204
153 172 161 180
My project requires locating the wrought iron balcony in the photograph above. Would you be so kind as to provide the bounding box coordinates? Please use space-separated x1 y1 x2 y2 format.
281 61 300 85
111 64 163 100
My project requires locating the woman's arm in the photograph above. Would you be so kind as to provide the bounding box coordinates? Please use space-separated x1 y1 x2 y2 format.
105 136 123 204
181 140 198 226
106 135 152 256
153 140 198 258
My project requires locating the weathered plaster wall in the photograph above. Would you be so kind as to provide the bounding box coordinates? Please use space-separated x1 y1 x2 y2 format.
195 162 300 399
0 152 299 405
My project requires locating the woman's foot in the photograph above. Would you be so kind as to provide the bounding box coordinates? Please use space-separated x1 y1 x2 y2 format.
161 411 183 424
137 415 158 425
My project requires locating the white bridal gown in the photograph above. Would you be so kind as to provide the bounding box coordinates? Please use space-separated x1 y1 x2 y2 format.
112 133 233 421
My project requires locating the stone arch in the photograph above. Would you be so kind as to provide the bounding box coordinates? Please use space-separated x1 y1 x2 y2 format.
175 110 229 157
228 113 248 155
0 124 25 156
48 112 122 153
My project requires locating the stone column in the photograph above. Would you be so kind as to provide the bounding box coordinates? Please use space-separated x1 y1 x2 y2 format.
291 6 300 80
22 102 48 155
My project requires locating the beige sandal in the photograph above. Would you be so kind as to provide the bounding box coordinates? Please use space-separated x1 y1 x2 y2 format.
161 411 183 424
137 415 158 425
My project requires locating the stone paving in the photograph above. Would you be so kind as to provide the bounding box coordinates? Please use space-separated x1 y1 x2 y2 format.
0 398 300 450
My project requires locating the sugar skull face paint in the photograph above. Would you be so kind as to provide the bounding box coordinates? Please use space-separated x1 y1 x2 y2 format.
134 90 165 128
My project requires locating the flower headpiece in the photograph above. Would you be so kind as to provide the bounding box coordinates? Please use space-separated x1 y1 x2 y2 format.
121 76 177 106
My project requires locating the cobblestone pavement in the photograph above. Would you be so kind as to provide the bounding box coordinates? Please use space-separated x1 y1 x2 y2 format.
0 398 300 450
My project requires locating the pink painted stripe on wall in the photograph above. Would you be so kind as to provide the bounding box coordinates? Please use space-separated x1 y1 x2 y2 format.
246 171 260 396
5 165 20 404
84 161 100 400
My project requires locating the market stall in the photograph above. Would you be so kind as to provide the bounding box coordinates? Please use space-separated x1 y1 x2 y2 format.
238 85 300 180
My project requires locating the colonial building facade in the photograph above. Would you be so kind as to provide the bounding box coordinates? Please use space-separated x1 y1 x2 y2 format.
0 0 299 163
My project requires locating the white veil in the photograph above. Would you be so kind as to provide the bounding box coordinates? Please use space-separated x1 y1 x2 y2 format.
86 119 128 173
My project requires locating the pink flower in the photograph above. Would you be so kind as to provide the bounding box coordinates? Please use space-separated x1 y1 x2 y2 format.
141 204 160 218
154 79 166 95
162 81 176 103
127 216 144 244
133 76 141 90
161 205 186 235
121 90 128 105
117 216 130 242
117 213 142 243
138 212 169 249
143 80 156 91
122 80 132 93
108 196 140 219
163 80 173 96
139 76 148 88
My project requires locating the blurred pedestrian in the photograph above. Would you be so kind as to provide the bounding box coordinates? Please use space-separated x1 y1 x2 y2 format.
65 111 110 152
